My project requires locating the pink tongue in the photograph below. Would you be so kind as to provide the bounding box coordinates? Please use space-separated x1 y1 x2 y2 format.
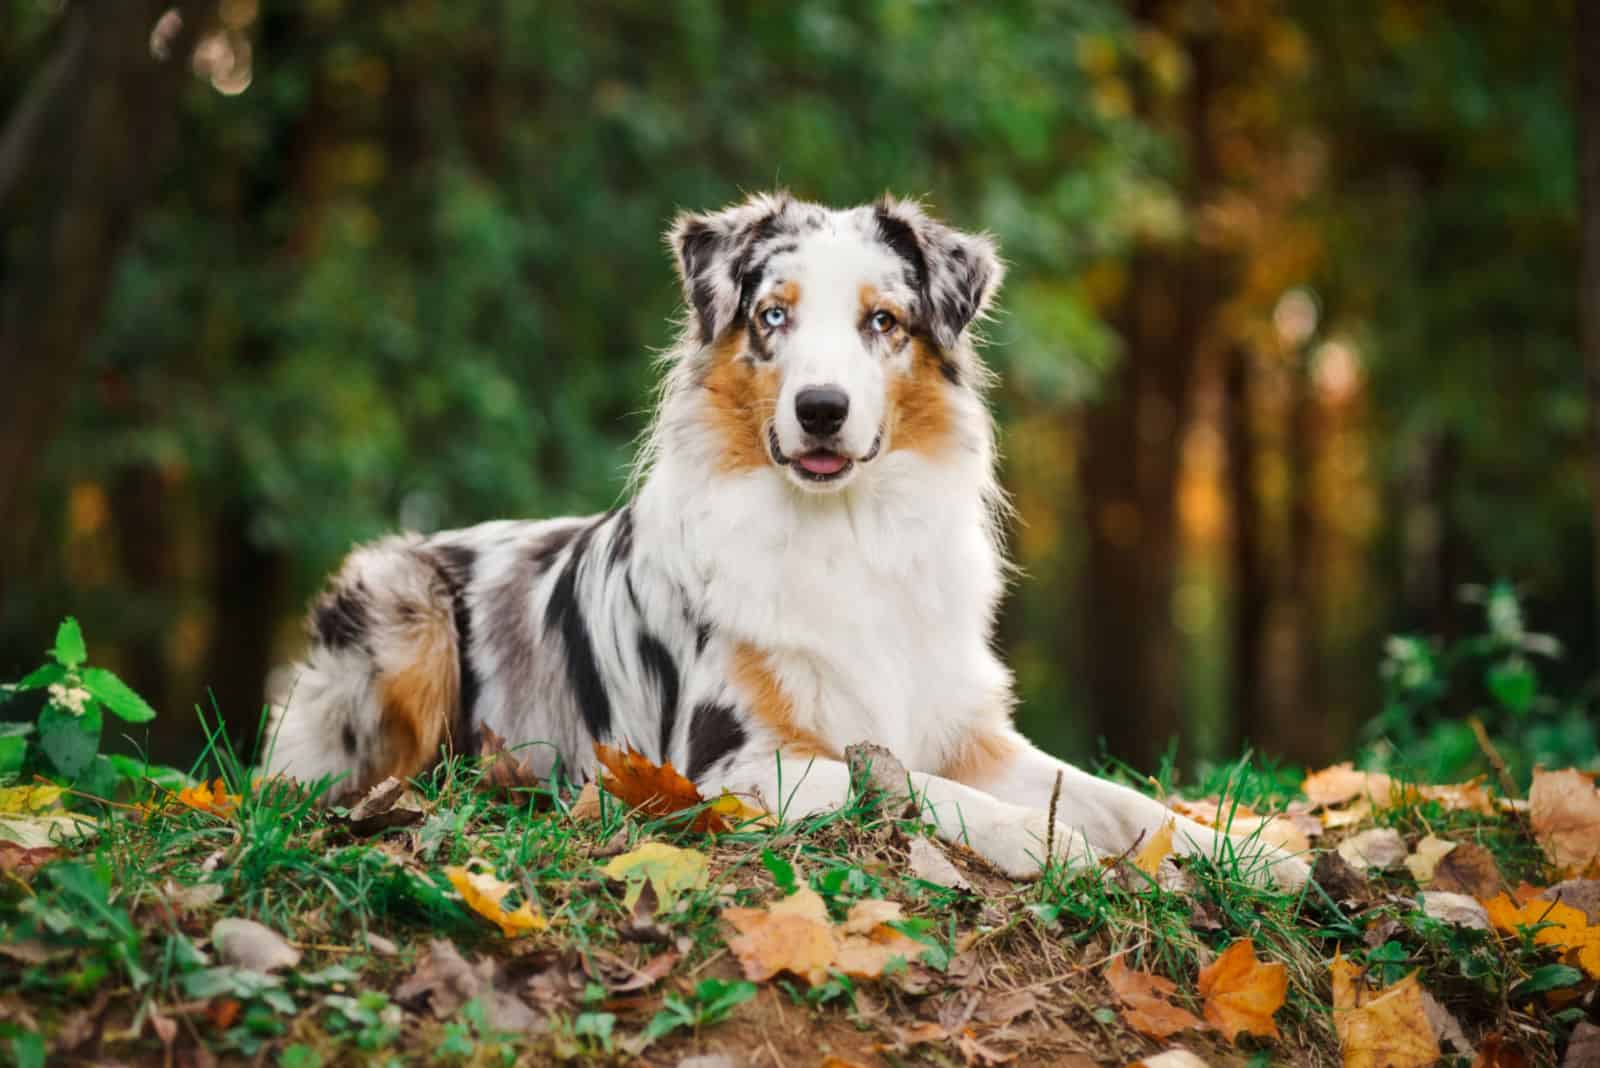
797 451 849 475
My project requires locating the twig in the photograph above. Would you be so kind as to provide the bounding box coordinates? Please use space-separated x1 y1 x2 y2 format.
1468 716 1520 801
1045 770 1063 863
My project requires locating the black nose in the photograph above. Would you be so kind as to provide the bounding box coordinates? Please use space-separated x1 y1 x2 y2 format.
795 386 849 437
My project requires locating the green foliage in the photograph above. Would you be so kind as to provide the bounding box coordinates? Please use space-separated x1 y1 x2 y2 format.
0 617 166 798
638 978 758 1047
1363 584 1600 784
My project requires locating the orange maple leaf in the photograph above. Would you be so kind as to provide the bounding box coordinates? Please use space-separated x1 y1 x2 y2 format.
1482 892 1600 979
1329 954 1442 1068
1103 954 1203 1039
722 887 927 986
1196 938 1286 1042
594 743 764 833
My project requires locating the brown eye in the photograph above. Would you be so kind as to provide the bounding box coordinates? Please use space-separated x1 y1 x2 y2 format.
869 310 897 334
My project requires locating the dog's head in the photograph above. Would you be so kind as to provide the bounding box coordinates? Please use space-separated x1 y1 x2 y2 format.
668 193 1003 493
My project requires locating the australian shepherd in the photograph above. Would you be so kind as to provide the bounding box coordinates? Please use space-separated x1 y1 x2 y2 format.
266 192 1307 888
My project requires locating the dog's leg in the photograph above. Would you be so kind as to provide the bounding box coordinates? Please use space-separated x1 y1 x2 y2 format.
943 727 1310 888
707 750 1104 880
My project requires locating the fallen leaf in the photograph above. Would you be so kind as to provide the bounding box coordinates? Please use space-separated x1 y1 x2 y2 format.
977 989 1038 1026
842 898 904 935
1103 954 1203 1039
1134 820 1176 876
1472 1031 1532 1068
1562 1021 1600 1068
156 878 224 913
1405 835 1457 884
0 784 63 814
569 781 602 822
1131 1052 1212 1068
894 1020 951 1047
820 1057 871 1068
603 949 678 993
1168 797 1313 853
479 727 544 794
602 842 708 912
1540 879 1600 924
445 864 547 937
206 998 242 1030
1336 827 1408 872
0 843 63 880
1329 954 1442 1068
1529 769 1600 879
723 886 838 985
175 778 239 819
846 741 912 806
395 938 541 1031
1312 850 1371 903
595 743 736 833
1417 779 1497 816
1421 990 1470 1056
1322 799 1375 830
1482 893 1600 979
1432 842 1503 899
1195 939 1286 1043
908 836 971 890
1304 764 1397 808
339 776 425 836
211 917 300 973
956 1027 1015 1066
0 811 96 848
1419 891 1489 930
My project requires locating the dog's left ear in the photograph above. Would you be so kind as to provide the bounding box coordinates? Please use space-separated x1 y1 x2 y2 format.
667 192 793 346
874 197 1004 352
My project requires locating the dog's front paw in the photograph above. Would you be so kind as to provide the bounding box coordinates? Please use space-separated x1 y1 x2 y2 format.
972 808 1104 880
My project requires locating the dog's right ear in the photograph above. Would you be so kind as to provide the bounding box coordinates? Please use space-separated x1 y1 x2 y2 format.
667 192 794 346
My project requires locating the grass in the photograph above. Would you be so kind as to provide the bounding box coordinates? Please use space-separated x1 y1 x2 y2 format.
0 726 1586 1068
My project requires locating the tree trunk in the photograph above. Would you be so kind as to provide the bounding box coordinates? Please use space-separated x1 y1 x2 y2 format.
0 0 206 604
1577 0 1600 658
1225 347 1268 755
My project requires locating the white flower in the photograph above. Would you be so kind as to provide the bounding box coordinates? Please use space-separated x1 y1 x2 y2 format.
48 682 92 717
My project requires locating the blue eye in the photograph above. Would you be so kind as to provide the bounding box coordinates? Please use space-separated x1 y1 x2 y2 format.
761 306 787 329
869 310 897 334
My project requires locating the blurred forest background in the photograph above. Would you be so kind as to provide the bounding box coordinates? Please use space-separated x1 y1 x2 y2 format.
3 0 1597 779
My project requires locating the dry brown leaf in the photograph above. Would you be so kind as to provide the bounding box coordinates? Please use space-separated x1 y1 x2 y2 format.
569 781 602 822
1304 763 1396 808
340 775 425 836
1540 879 1600 924
594 743 753 833
908 836 971 890
1529 769 1600 879
1336 827 1408 872
1405 835 1457 884
723 886 838 984
1329 955 1442 1068
1417 778 1497 815
479 727 544 794
1482 893 1600 978
835 924 928 980
394 938 541 1031
1562 1021 1600 1068
1419 891 1489 930
1432 842 1503 899
1134 820 1176 876
1103 954 1203 1039
1168 797 1311 853
0 843 63 881
842 898 904 935
1471 1031 1532 1068
211 917 300 973
1195 938 1285 1043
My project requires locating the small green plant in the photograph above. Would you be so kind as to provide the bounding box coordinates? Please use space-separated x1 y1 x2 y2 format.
637 978 757 1047
0 617 160 798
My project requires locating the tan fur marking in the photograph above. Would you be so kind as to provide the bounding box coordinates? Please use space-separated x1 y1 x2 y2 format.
940 726 1021 786
857 283 907 328
363 608 458 792
769 280 800 307
888 338 953 457
730 642 833 759
701 333 781 473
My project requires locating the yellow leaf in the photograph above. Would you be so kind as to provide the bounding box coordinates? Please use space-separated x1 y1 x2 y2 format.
1482 893 1600 979
174 778 239 819
601 842 708 912
444 864 547 937
1304 764 1396 808
709 790 773 828
1134 819 1176 875
0 785 63 815
1404 836 1458 885
1329 955 1442 1068
1196 938 1286 1042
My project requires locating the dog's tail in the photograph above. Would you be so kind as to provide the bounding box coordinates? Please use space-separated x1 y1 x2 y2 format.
264 535 464 800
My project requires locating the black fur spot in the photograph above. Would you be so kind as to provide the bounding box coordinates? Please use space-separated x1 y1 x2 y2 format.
341 723 358 756
695 622 712 657
544 521 612 742
874 207 929 293
429 543 481 751
531 524 581 571
314 586 370 650
687 701 747 782
637 630 681 764
607 506 634 569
